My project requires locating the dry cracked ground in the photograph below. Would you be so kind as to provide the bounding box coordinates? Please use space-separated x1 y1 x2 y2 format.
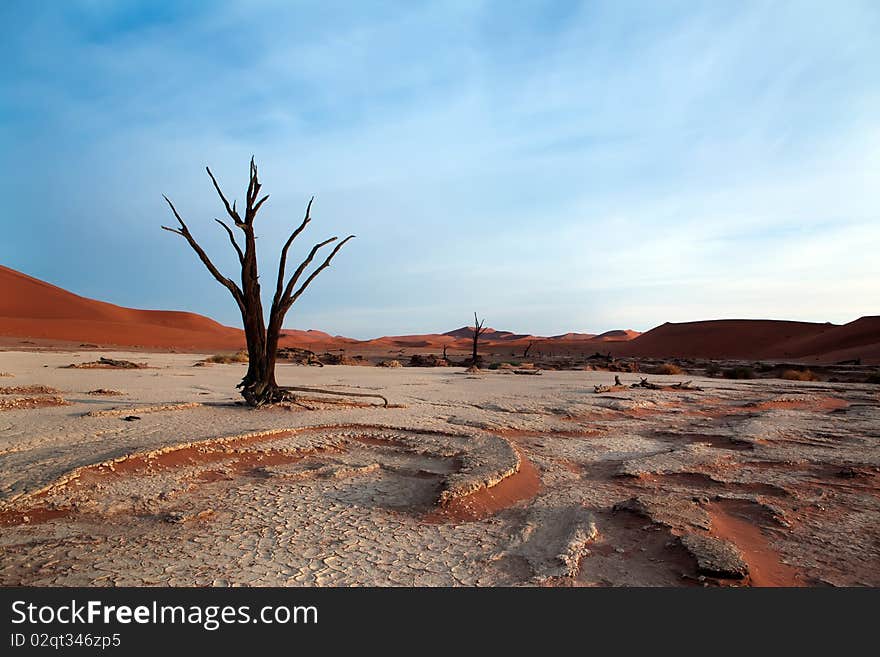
0 351 878 587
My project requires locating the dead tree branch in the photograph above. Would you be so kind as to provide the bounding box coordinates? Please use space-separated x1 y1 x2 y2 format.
163 158 360 407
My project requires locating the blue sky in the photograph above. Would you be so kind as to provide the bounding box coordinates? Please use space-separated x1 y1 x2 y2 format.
1 1 878 338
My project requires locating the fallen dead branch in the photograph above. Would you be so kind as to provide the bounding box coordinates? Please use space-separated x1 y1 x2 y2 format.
594 384 628 393
278 386 389 408
595 376 704 393
84 402 202 417
629 377 703 391
64 357 147 370
671 380 703 391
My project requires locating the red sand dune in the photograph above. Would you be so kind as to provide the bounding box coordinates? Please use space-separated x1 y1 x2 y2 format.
616 318 880 364
0 265 244 350
594 329 641 342
1 265 875 362
442 326 533 342
550 332 597 341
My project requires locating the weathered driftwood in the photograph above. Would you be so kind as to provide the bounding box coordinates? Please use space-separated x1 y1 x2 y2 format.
671 380 703 391
594 384 628 393
626 377 704 392
513 369 542 376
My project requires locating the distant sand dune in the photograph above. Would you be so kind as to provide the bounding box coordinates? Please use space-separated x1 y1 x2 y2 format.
1 265 876 362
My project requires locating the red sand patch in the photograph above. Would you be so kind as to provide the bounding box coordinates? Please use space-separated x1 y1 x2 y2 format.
426 450 542 523
745 396 848 413
1 426 497 527
706 500 803 587
0 506 71 527
81 440 327 481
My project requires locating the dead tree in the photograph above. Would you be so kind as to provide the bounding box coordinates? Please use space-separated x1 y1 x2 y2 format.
523 340 535 359
163 157 385 407
471 312 488 366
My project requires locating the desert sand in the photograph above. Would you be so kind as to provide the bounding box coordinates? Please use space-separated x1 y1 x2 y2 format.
3 265 879 365
1 350 878 587
2 266 878 586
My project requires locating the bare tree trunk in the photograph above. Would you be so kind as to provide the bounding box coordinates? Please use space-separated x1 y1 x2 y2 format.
163 158 367 407
471 312 487 367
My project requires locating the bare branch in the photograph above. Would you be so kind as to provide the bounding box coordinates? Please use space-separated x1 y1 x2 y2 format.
253 194 270 215
205 167 242 225
474 312 487 336
162 195 245 312
243 156 267 226
280 235 337 305
289 235 355 306
214 218 245 264
247 158 256 206
272 197 313 310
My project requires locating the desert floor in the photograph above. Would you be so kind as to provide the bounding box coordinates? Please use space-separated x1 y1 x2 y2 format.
1 350 878 587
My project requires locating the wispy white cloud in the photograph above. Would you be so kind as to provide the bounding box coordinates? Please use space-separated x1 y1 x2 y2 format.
1 0 878 337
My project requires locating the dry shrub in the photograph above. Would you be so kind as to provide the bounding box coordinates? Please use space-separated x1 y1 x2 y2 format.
489 362 518 370
781 369 820 382
377 360 401 368
65 357 147 369
0 385 61 395
651 363 684 375
409 354 449 367
202 350 249 364
0 396 69 411
723 366 755 380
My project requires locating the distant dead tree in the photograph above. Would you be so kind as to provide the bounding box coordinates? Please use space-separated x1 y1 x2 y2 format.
442 345 448 360
471 312 488 366
523 340 535 359
163 157 386 407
